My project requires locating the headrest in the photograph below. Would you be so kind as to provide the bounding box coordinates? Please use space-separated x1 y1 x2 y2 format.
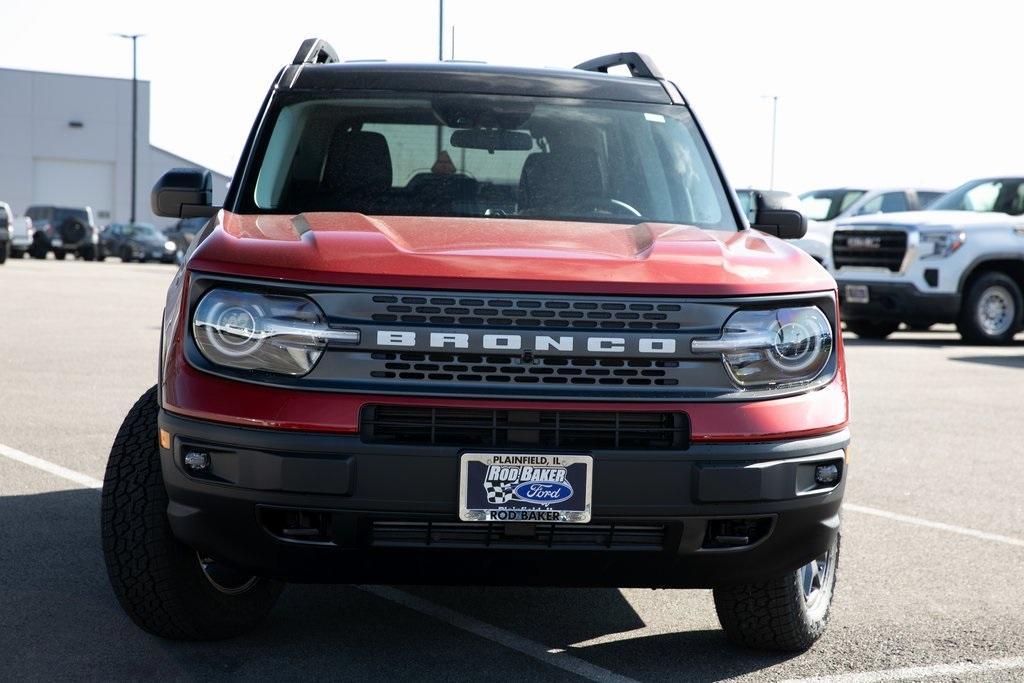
322 130 393 197
518 146 604 211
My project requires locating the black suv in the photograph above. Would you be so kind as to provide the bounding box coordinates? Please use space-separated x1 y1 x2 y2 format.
25 205 99 260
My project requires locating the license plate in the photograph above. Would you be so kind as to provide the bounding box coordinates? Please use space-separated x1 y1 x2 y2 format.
459 453 592 523
845 284 869 304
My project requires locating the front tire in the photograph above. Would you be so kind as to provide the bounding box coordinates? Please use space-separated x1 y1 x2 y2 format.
957 272 1022 345
845 320 899 339
0 241 8 264
713 531 840 652
53 248 67 260
101 386 284 640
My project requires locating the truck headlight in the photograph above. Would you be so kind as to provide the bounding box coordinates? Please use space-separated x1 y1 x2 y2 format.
920 230 965 259
192 288 359 376
164 240 177 251
691 306 833 388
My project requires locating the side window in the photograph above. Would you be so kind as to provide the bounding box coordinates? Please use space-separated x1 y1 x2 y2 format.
857 192 908 215
916 191 943 208
963 181 1001 212
879 192 908 213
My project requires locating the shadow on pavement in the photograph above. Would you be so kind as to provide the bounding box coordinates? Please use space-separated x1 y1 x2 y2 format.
0 488 789 681
949 354 1024 369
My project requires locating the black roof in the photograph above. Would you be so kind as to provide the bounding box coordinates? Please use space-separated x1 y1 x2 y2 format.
278 61 676 105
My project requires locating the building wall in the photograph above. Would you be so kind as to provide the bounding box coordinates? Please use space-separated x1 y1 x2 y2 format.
0 68 228 227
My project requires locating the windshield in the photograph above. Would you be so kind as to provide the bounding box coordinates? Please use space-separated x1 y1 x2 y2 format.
798 189 866 221
929 178 1024 215
243 94 737 230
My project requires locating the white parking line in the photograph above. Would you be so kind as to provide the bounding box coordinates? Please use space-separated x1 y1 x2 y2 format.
0 442 102 490
781 655 1024 682
358 585 638 683
844 503 1024 547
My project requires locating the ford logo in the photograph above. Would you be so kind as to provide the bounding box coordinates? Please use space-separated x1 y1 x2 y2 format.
512 481 574 505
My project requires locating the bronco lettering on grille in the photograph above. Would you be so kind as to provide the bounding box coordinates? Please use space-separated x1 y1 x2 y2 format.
375 330 677 354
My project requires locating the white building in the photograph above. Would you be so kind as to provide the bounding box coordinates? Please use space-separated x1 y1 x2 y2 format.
0 68 230 226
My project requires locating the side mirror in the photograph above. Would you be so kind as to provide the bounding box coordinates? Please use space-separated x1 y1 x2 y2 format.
751 191 807 239
152 168 217 218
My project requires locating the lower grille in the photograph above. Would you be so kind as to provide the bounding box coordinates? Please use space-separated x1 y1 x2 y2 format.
833 229 908 271
360 406 690 450
370 521 667 550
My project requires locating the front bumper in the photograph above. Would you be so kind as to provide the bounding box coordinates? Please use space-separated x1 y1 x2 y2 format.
838 280 960 324
159 409 848 588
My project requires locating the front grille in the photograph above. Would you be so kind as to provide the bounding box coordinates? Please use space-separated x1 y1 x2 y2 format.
832 229 908 271
368 352 680 386
370 521 667 550
369 294 684 330
361 405 690 450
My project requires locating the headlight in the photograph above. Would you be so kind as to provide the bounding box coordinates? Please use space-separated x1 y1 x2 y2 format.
919 230 965 259
164 240 177 251
192 288 359 376
691 306 833 388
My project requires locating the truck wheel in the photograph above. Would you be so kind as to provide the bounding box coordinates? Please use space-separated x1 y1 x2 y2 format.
120 246 133 263
713 531 840 652
0 241 8 264
957 272 1022 345
80 244 96 262
102 386 284 640
54 249 67 260
845 320 899 339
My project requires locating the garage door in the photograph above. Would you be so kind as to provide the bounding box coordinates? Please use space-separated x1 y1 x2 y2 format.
32 159 115 222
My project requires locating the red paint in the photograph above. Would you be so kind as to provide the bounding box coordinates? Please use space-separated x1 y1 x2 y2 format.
163 213 849 442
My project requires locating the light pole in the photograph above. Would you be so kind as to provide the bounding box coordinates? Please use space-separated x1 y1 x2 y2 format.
116 33 143 224
761 94 779 190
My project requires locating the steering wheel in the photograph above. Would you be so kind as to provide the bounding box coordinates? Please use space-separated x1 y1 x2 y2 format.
568 196 643 218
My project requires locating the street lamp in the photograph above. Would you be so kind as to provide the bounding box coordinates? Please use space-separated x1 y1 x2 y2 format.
761 94 779 190
115 33 143 224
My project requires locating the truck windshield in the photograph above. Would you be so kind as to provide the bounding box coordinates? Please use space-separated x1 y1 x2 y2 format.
929 178 1024 215
244 94 737 230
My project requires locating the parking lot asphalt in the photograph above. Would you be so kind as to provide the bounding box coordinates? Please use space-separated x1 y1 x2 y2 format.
1 257 1022 682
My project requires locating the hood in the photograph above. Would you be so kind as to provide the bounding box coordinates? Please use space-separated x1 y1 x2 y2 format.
187 212 835 296
838 210 1024 230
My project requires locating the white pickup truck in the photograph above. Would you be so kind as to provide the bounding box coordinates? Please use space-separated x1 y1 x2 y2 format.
833 177 1024 343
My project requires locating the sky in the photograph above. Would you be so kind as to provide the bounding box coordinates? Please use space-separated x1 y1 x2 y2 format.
2 0 1022 194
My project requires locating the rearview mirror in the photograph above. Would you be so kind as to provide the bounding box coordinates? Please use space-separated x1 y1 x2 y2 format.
152 168 217 218
450 129 533 152
751 191 806 239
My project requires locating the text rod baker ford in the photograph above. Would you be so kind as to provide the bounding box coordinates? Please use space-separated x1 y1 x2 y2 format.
101 41 849 652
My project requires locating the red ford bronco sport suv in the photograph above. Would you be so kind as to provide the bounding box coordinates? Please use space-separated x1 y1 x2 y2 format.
102 40 849 651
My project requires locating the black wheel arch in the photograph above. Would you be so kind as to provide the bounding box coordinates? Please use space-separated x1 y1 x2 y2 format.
957 254 1024 295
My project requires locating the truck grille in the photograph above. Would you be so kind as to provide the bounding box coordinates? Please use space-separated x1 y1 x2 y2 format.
368 352 679 386
369 521 667 550
360 406 690 450
369 294 684 330
832 229 908 271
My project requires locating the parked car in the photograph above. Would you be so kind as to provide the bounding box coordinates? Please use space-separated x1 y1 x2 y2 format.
0 201 11 263
163 216 207 257
8 215 34 259
100 222 178 263
101 42 849 652
795 188 945 267
834 176 1024 343
24 205 99 260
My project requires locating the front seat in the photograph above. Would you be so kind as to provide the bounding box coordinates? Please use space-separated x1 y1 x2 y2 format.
316 130 393 212
518 146 604 214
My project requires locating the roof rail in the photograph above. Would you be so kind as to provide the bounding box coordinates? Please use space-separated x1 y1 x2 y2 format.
574 52 663 80
292 38 339 66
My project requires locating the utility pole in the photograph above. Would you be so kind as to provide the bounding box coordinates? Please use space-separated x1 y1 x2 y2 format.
762 94 779 190
117 33 143 224
435 0 445 158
